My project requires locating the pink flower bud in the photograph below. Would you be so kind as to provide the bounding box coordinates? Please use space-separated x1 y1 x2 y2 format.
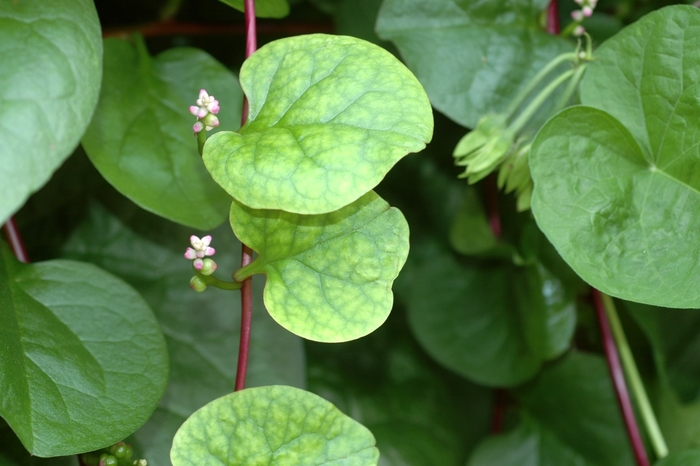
184 248 197 260
193 121 204 134
571 9 584 21
582 6 593 16
573 25 586 36
193 259 204 270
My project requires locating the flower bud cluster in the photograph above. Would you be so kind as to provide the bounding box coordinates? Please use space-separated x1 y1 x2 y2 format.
190 89 220 134
570 0 598 36
79 441 146 466
184 235 218 292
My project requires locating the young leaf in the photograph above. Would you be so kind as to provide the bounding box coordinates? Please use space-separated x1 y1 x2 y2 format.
0 243 168 457
203 34 433 215
61 204 306 466
0 0 102 224
531 6 700 308
231 191 409 342
396 236 576 387
82 36 242 230
170 386 379 465
218 0 289 18
376 0 570 129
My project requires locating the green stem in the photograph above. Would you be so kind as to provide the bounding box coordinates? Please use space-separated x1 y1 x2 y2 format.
196 129 206 156
503 52 577 120
195 270 242 290
601 293 669 459
551 63 587 113
509 68 575 135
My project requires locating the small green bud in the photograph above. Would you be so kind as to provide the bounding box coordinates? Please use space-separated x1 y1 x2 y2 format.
199 258 217 276
99 454 118 466
190 275 207 292
110 441 132 460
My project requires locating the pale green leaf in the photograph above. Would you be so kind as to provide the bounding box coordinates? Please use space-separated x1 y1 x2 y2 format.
0 0 102 223
231 191 409 342
218 0 289 18
376 0 570 128
82 36 242 230
203 34 433 214
0 243 168 457
170 386 379 466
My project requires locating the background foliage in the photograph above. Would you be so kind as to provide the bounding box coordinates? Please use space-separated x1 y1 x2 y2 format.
3 0 700 465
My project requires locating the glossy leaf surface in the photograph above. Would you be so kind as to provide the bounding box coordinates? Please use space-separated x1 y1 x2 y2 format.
396 236 576 387
62 204 306 466
170 386 379 465
0 0 102 223
232 191 409 342
0 243 168 457
376 0 570 128
218 0 289 18
82 36 241 229
204 34 433 214
531 6 700 307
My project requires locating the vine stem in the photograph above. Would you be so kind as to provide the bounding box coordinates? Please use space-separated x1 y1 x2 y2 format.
592 289 650 466
600 292 669 460
2 218 29 263
546 0 559 35
234 0 257 393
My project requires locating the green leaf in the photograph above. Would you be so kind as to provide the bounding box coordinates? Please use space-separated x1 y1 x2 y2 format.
170 386 379 465
0 243 168 457
467 415 596 466
203 34 433 215
82 36 242 230
655 451 700 466
218 0 289 18
625 302 700 404
515 352 635 466
531 6 700 308
376 0 571 128
61 204 306 466
449 187 499 255
231 191 410 342
0 0 102 224
530 104 700 308
396 236 576 387
306 311 492 466
654 379 700 453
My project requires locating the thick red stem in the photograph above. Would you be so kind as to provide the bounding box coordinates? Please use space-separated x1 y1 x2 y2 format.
546 0 559 35
592 290 649 466
3 218 29 263
234 0 257 393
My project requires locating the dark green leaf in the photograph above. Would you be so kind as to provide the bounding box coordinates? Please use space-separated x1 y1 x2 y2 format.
62 204 306 466
0 0 102 223
231 191 409 342
376 0 571 128
531 6 700 308
516 352 635 465
397 236 576 387
655 451 700 466
218 0 289 18
170 386 379 465
82 36 241 230
0 243 168 457
203 34 433 214
654 380 700 455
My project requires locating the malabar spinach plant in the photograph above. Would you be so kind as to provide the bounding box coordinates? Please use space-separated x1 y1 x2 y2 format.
3 0 700 465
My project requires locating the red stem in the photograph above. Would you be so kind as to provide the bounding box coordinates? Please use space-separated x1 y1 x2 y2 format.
592 289 650 466
234 0 257 393
3 218 29 263
490 389 507 434
546 0 559 35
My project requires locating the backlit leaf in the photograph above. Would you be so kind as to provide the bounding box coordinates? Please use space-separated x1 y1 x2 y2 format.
170 386 379 466
231 191 409 342
203 34 433 214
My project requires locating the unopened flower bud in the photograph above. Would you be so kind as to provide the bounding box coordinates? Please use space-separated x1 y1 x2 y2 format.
571 9 584 21
573 25 586 36
193 121 204 134
199 258 218 276
202 113 220 131
190 276 207 292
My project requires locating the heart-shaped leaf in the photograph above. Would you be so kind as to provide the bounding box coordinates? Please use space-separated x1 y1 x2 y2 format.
82 36 242 230
530 6 700 308
0 0 102 224
218 0 289 18
396 235 576 387
203 34 433 215
376 0 570 129
0 243 168 457
170 386 379 465
61 204 306 466
231 191 409 342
